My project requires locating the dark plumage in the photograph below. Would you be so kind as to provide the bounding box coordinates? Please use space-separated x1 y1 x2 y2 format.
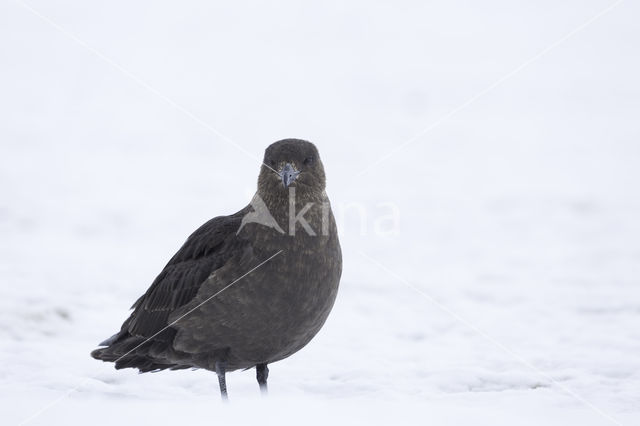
91 139 342 398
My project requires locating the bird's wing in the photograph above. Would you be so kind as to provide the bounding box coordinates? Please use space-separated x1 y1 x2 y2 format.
121 207 250 342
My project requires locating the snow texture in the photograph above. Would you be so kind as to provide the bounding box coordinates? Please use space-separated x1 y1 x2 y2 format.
1 1 639 425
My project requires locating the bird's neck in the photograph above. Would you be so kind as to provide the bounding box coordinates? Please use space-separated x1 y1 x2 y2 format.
258 187 326 212
255 188 334 239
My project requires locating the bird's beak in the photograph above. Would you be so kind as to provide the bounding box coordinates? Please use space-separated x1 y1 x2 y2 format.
279 163 300 188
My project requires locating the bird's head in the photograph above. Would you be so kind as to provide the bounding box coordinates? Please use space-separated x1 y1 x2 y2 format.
258 139 326 197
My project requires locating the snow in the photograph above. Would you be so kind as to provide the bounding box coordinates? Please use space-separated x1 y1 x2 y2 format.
1 0 640 425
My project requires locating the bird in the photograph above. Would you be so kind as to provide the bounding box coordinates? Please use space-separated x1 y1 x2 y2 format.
91 138 342 400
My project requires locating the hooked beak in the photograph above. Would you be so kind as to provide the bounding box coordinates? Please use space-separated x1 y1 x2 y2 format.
279 163 300 188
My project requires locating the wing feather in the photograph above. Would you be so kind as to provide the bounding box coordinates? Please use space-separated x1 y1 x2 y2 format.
92 206 251 370
125 209 248 340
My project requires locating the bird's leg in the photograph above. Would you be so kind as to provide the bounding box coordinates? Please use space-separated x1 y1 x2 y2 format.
256 363 269 395
215 361 228 401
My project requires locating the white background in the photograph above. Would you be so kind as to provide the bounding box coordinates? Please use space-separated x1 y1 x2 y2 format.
1 1 639 425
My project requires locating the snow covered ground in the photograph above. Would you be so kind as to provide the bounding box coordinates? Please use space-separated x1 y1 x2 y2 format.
1 0 639 424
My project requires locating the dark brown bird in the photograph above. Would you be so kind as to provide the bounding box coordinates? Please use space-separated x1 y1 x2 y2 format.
91 139 342 399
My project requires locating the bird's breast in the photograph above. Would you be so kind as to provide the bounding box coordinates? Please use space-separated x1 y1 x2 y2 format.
172 197 342 370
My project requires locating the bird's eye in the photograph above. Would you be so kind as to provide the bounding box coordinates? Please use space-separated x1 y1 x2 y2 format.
303 157 314 166
270 160 276 167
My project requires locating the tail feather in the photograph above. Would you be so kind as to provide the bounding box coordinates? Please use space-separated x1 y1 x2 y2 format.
98 333 119 347
91 332 185 373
